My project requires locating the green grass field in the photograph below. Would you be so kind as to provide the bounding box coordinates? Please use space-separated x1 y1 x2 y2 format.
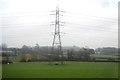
2 62 118 78
90 54 119 59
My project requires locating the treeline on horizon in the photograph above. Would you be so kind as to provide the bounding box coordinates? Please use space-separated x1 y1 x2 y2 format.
0 43 119 55
0 43 119 64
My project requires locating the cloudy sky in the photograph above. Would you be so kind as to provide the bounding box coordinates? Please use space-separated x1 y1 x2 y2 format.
0 0 119 48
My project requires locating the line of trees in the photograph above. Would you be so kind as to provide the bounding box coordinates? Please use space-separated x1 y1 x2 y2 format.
1 43 119 64
1 44 96 63
95 47 119 55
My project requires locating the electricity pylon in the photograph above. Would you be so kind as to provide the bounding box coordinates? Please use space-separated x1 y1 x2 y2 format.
50 5 65 65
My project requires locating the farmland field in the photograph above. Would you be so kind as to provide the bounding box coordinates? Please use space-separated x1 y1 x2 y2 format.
90 54 119 59
2 62 118 78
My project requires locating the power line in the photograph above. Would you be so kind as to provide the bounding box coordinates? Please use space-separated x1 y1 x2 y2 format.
64 14 117 24
1 23 50 28
0 11 50 15
1 14 50 18
2 10 116 21
65 34 117 43
66 12 117 21
64 22 117 32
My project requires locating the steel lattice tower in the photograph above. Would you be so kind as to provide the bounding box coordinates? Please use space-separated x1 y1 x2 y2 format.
50 5 64 64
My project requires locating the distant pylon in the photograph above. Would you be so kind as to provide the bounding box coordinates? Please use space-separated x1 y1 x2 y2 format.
50 5 65 64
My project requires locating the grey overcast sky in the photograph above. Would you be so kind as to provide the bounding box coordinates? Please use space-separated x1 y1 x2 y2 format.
0 0 119 48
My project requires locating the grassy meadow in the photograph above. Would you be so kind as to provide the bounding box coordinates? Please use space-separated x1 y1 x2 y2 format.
2 62 118 78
